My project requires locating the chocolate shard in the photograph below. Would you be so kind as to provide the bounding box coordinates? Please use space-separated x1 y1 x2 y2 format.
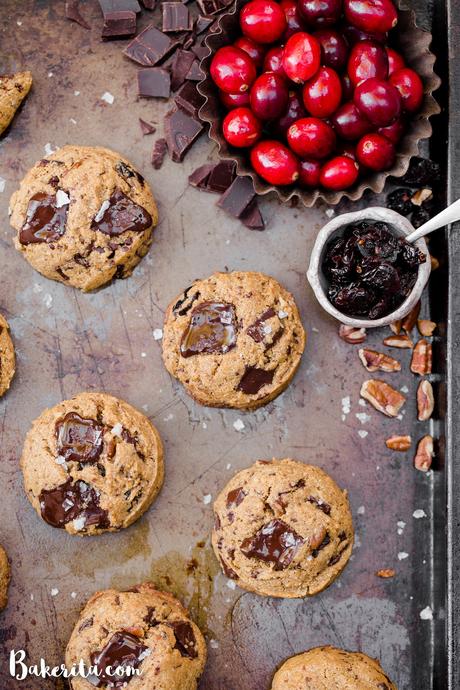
174 81 205 116
241 199 265 231
237 366 275 395
139 118 156 135
240 519 305 570
164 107 204 163
101 10 137 38
137 68 171 98
151 138 168 170
162 2 193 33
90 631 148 687
195 15 214 35
188 163 216 189
218 176 255 219
185 59 204 82
206 160 236 193
192 42 209 61
167 621 197 660
246 308 276 342
226 487 246 509
123 24 176 66
91 189 152 236
170 50 196 91
65 0 91 29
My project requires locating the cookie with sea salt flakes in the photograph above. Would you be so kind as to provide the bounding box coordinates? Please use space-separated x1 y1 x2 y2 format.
9 145 157 291
0 313 15 397
162 271 306 409
20 392 164 536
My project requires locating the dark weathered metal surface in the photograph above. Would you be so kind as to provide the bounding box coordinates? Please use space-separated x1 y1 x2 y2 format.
0 1 448 688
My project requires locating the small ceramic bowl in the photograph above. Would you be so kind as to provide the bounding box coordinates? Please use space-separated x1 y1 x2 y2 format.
306 206 431 329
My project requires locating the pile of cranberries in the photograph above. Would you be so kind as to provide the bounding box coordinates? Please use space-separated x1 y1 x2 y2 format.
209 0 424 191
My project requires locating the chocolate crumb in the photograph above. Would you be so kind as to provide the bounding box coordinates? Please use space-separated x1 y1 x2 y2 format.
151 138 168 169
139 118 156 135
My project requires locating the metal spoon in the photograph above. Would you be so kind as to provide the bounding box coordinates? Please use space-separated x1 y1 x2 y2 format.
406 196 460 243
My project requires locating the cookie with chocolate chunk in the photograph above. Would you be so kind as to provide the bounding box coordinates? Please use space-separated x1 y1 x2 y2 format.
0 71 32 135
0 544 10 611
65 582 207 690
162 271 306 409
10 145 157 291
20 392 164 536
271 646 397 689
0 313 15 397
212 459 353 598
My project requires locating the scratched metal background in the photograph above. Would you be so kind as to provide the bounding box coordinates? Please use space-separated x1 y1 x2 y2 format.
0 1 448 688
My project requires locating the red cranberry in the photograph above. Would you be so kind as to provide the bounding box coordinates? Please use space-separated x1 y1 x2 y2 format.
354 77 401 126
240 0 287 44
356 132 395 170
220 90 251 109
320 155 359 189
250 140 300 185
234 36 266 69
299 0 342 27
299 158 322 187
313 29 349 71
282 32 321 83
332 102 372 140
386 47 405 76
390 68 424 113
341 73 354 100
280 0 305 39
250 72 289 120
343 23 387 44
223 107 262 147
287 117 336 158
377 117 405 143
302 66 342 118
347 40 388 86
273 91 307 137
210 46 257 94
263 46 286 78
344 0 398 33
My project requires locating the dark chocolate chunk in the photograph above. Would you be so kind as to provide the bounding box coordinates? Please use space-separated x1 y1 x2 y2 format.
139 118 156 135
162 2 193 32
307 495 331 515
91 189 152 236
164 107 204 162
219 556 238 580
115 160 145 186
39 479 109 529
101 10 137 38
90 631 148 687
241 199 265 231
123 25 176 66
246 308 276 342
98 0 141 12
206 160 235 192
237 366 274 395
151 138 168 169
173 286 200 316
19 192 69 245
65 0 91 29
137 68 170 98
218 176 255 219
167 621 197 659
181 301 237 357
195 15 214 34
56 412 104 464
186 59 204 81
174 81 205 116
240 519 304 570
328 553 342 566
170 50 196 91
226 487 246 509
192 43 210 61
188 163 215 189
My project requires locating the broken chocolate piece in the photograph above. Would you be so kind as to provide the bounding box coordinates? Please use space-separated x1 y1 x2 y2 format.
151 138 168 169
139 118 156 135
102 10 137 38
307 495 331 515
170 50 196 91
247 308 276 342
19 192 69 245
162 2 193 32
237 366 274 394
90 631 148 687
218 176 256 219
56 412 104 464
181 302 237 357
226 487 246 509
39 479 109 529
188 163 215 189
65 0 91 29
196 0 231 15
164 107 204 162
186 59 205 81
206 160 235 192
192 42 210 61
98 0 141 12
167 621 197 659
137 68 170 98
240 519 304 570
242 200 265 231
91 189 152 236
195 15 214 34
174 81 205 116
123 24 176 66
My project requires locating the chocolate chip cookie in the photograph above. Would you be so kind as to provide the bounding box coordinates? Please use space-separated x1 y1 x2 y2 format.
65 582 207 690
271 646 397 689
0 544 10 611
10 145 158 291
0 313 15 397
20 392 164 535
212 459 353 598
0 71 32 135
162 271 306 409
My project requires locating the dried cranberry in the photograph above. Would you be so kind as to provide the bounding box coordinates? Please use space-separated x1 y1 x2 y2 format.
400 157 440 186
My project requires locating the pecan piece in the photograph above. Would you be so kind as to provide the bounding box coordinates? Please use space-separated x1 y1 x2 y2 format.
430 255 439 271
360 380 406 417
417 380 434 421
411 188 433 206
411 339 432 375
338 324 366 344
390 320 402 335
414 435 434 472
376 568 395 578
383 334 413 349
401 301 420 334
417 319 437 337
385 435 411 451
359 348 401 373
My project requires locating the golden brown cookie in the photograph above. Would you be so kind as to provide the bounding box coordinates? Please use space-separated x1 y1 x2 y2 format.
0 71 32 135
0 545 10 611
0 313 15 397
162 271 306 409
212 459 353 598
271 646 397 689
10 145 158 291
20 392 164 536
65 583 207 690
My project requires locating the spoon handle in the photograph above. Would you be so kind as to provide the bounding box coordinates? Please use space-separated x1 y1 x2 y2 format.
406 197 460 243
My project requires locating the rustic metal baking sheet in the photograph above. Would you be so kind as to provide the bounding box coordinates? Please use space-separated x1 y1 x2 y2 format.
0 1 449 688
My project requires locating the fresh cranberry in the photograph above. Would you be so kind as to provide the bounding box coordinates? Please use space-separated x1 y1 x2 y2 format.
344 0 398 33
263 46 287 78
210 46 257 94
341 73 354 100
240 0 287 44
302 66 342 117
220 90 251 109
282 32 321 83
250 140 300 185
280 0 305 39
320 155 359 189
386 47 405 76
234 36 266 69
356 132 395 170
250 72 289 119
347 40 388 86
287 117 336 158
377 117 405 143
332 102 371 140
299 0 342 27
299 158 322 187
343 23 387 44
222 107 262 147
390 68 424 113
354 77 401 126
314 29 349 71
273 91 307 137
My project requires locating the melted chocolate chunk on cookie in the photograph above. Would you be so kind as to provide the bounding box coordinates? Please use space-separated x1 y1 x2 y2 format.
226 487 246 509
219 555 238 580
181 302 237 358
39 479 109 529
311 531 330 558
19 192 69 245
56 412 104 464
173 286 200 317
246 308 277 342
237 366 274 395
115 160 145 186
240 519 304 570
168 621 197 659
90 631 148 688
91 189 152 237
307 495 331 515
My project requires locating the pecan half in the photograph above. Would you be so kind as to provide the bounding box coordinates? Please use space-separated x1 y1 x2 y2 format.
417 319 437 337
411 188 433 206
376 568 396 578
360 380 406 417
430 255 439 271
401 301 420 334
417 380 434 421
414 435 434 472
385 435 411 451
359 348 401 373
411 339 432 375
383 334 413 349
390 320 402 335
339 324 366 344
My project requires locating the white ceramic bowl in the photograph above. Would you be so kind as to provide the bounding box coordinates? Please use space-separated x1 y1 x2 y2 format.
306 207 432 329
